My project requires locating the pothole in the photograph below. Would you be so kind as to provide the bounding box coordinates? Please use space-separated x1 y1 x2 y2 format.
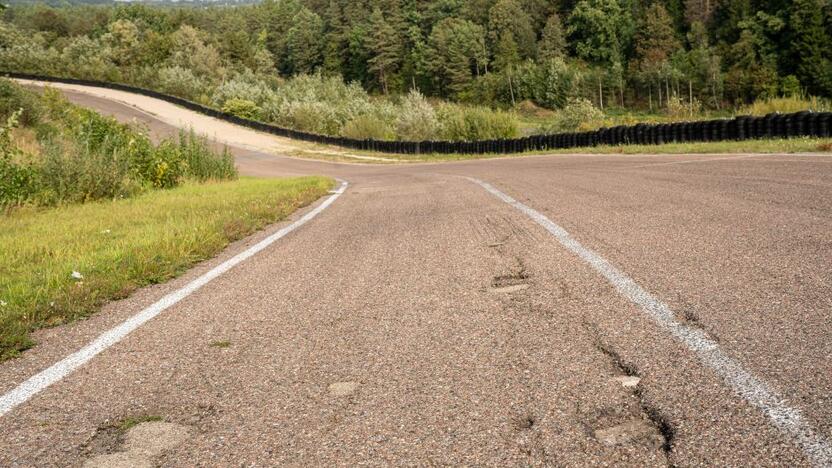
328 381 359 397
83 420 190 468
123 421 190 457
513 413 537 431
489 284 529 294
593 418 665 450
611 376 641 388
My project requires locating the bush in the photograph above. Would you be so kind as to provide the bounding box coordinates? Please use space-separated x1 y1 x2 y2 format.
0 111 38 207
211 70 277 109
395 90 439 141
438 104 520 141
36 135 142 205
0 78 43 126
341 114 395 140
666 95 702 119
176 130 237 181
222 98 261 120
739 96 832 116
543 98 605 133
156 66 206 102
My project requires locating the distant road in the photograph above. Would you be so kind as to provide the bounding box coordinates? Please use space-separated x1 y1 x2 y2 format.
2 82 831 466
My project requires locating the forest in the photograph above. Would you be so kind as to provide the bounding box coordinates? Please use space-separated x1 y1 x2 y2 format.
1 0 831 141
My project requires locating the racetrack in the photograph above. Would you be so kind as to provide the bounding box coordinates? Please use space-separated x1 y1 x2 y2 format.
1 83 831 466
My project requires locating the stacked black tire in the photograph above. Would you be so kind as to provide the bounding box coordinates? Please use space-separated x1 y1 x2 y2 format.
7 72 831 155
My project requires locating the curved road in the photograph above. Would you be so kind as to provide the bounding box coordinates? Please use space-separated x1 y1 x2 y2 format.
1 84 831 466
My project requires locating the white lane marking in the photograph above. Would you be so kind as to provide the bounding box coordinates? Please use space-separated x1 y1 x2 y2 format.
468 177 832 467
0 180 348 417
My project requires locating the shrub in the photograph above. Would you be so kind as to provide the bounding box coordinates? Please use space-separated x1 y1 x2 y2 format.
666 95 702 119
36 137 141 205
211 70 277 109
543 98 605 133
438 104 520 141
176 130 237 181
395 90 439 141
0 78 43 126
156 66 206 102
0 111 38 207
739 96 832 116
341 114 395 140
222 98 261 120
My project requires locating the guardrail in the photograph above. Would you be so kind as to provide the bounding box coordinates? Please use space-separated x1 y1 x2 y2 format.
5 72 832 155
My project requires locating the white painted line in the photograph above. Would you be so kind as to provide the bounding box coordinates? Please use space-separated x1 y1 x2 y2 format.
468 177 832 467
0 180 348 417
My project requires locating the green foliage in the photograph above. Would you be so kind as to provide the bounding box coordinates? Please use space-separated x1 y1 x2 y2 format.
538 13 566 61
567 0 634 66
2 0 832 137
0 76 43 126
222 98 262 120
487 0 536 60
427 18 488 97
0 79 236 207
0 111 38 207
341 114 395 140
395 89 440 141
367 8 402 94
437 104 520 141
739 96 831 116
542 98 605 133
287 7 324 74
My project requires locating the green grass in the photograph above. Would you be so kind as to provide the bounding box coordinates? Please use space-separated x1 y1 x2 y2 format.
0 176 333 361
117 415 164 432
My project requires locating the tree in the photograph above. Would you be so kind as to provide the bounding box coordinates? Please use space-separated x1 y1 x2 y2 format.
684 0 715 26
168 25 224 81
367 9 403 93
567 0 633 66
538 13 566 61
790 0 830 95
287 7 324 74
631 3 680 105
322 0 346 75
724 12 784 101
260 0 302 74
427 18 488 96
487 0 536 59
493 31 520 72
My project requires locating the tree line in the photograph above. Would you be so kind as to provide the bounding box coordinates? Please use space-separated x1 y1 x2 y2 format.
2 0 831 112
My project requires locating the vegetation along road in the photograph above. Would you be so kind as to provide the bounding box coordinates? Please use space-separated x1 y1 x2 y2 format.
0 80 829 466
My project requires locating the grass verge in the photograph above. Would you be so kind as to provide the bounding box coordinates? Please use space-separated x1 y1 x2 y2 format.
0 176 333 361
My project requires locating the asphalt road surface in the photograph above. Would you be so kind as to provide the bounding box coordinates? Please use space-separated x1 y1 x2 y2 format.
1 84 831 467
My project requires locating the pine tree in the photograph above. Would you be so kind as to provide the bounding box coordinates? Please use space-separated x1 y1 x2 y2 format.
538 13 566 61
367 8 403 94
493 30 520 71
790 0 829 95
287 7 324 74
427 17 488 96
487 0 537 60
322 0 347 75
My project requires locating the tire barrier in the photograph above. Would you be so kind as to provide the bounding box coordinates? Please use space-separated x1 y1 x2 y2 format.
5 72 831 156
